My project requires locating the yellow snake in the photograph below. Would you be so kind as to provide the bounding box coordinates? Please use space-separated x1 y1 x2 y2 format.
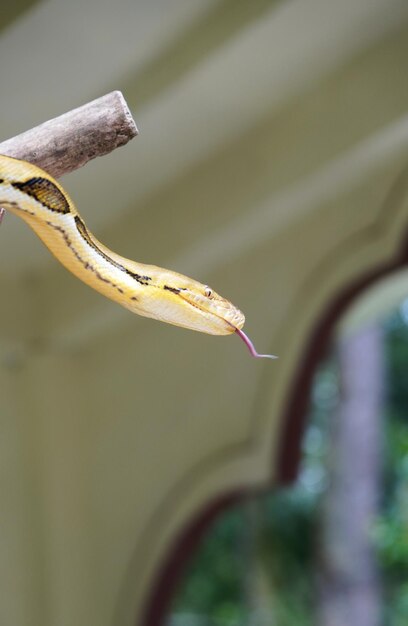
0 155 275 358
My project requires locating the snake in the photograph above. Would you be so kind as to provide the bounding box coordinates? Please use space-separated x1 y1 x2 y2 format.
0 154 276 358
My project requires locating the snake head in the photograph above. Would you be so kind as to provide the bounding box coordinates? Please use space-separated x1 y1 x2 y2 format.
175 284 245 335
132 268 245 335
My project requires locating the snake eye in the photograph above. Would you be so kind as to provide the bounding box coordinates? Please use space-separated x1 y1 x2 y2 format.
204 286 213 298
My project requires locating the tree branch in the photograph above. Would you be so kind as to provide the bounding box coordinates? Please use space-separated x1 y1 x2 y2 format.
0 91 138 178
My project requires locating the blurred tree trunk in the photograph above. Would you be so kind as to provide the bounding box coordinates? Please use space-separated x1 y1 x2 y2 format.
317 324 384 626
243 498 275 626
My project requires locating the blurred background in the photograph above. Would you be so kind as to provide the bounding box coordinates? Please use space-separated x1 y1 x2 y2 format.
0 1 408 625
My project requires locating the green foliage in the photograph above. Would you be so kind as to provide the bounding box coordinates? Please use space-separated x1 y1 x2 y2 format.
171 491 319 626
385 309 408 418
371 308 408 625
171 507 249 625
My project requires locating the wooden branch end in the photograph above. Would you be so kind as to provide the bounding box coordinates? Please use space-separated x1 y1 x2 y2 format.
0 91 138 178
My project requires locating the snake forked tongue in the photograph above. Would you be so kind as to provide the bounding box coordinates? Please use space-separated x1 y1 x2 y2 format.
235 328 278 359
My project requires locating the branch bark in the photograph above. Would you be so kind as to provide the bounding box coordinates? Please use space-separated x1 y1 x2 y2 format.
0 91 138 178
